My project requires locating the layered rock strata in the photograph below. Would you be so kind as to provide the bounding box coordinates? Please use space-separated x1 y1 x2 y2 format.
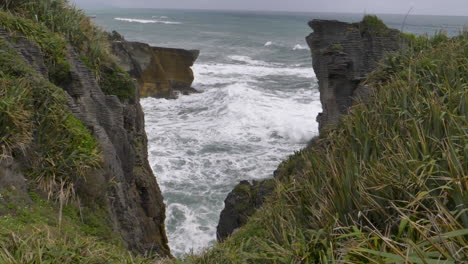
0 30 171 257
306 19 401 132
110 32 199 99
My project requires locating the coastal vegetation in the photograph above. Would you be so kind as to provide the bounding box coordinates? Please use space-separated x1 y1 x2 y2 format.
0 0 163 262
0 0 134 100
189 28 468 263
0 0 466 263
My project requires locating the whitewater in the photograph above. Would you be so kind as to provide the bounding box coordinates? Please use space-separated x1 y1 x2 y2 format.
142 54 321 255
88 8 468 257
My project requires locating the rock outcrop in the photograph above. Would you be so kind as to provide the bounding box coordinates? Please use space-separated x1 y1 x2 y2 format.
216 17 402 241
0 30 171 257
110 32 199 99
306 19 401 132
217 179 275 241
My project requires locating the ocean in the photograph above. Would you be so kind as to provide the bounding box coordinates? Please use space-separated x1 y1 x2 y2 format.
87 8 468 256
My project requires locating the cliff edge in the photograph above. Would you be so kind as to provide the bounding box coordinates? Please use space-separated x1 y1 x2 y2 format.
110 32 199 99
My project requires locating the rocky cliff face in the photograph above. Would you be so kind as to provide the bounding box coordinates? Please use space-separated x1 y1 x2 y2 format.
216 18 402 241
110 32 199 99
0 30 171 257
306 19 401 132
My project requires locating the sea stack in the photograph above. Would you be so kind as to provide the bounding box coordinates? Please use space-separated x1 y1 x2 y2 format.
306 18 401 132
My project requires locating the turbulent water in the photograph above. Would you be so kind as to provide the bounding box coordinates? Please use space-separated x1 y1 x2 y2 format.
89 9 468 256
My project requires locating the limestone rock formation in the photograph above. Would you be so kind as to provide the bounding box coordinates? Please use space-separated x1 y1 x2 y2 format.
217 179 275 241
216 18 402 241
110 32 199 99
306 19 401 132
0 30 171 257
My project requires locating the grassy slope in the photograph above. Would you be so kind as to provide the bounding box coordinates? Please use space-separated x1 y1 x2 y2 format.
0 1 167 263
188 31 467 263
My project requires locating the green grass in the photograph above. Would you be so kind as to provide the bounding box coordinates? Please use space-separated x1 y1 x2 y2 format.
359 15 392 34
0 38 101 199
187 31 468 264
0 0 135 100
0 191 170 264
0 11 71 86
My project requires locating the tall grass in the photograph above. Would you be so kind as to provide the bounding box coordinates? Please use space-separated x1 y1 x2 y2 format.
188 31 467 264
0 38 101 200
0 0 135 100
0 193 171 264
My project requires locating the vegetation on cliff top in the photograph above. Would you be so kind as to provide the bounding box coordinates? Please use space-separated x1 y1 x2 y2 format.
188 30 467 263
0 0 135 100
0 1 161 262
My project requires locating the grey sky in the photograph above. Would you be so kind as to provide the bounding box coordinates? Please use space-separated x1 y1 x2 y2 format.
71 0 468 16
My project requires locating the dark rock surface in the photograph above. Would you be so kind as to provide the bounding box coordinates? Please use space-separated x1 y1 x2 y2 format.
110 32 199 99
306 19 401 132
217 179 275 242
63 47 170 256
0 30 170 257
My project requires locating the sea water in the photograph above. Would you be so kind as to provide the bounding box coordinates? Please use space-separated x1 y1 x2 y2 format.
88 9 467 256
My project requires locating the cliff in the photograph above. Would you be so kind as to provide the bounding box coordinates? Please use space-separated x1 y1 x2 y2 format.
0 2 170 260
110 32 199 99
306 17 401 132
216 16 401 242
199 18 467 263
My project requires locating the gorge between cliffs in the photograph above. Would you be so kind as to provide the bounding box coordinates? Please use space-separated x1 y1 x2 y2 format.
92 9 465 256
1 3 466 262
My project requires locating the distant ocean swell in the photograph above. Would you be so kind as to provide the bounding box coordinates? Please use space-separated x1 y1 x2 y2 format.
114 17 182 24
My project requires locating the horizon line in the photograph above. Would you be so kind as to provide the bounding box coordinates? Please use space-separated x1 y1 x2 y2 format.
78 6 468 18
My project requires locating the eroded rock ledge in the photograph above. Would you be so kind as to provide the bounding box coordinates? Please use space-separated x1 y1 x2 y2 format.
110 31 199 99
216 18 402 241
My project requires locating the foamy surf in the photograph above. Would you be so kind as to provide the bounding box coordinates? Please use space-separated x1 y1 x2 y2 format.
115 17 182 24
142 56 320 256
293 44 308 50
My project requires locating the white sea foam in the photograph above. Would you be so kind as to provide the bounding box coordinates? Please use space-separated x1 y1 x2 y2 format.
264 41 273 46
293 44 308 50
142 66 321 255
227 55 278 66
193 62 315 81
115 17 182 24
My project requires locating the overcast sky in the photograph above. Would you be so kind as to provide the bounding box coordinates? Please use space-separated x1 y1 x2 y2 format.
71 0 468 16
